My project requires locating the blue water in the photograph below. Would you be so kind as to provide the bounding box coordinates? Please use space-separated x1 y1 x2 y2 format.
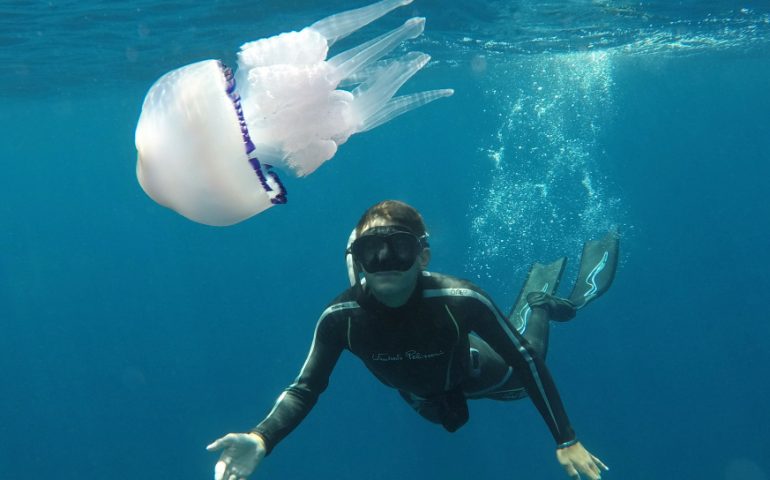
2 2 770 479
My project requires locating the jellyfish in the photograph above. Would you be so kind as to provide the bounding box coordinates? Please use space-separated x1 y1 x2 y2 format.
135 0 453 226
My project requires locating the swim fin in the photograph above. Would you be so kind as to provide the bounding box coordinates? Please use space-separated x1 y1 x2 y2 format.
567 228 620 309
508 257 567 333
508 229 620 329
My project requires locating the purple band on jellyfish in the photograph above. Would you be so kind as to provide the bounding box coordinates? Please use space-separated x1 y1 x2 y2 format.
221 62 288 205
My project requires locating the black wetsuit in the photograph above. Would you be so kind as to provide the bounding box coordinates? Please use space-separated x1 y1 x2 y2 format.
252 271 576 454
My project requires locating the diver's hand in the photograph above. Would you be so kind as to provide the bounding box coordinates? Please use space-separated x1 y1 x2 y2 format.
555 441 609 480
207 432 266 480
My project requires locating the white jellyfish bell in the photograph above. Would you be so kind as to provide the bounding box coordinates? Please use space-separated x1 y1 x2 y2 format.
135 0 453 226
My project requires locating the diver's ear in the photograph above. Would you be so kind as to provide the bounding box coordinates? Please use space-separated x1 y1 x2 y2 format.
418 248 431 269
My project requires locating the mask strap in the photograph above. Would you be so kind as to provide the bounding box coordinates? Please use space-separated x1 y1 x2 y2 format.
346 228 363 287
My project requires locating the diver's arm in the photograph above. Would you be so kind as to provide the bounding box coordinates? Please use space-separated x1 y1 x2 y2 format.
466 292 609 479
250 313 346 453
208 311 345 480
468 295 576 444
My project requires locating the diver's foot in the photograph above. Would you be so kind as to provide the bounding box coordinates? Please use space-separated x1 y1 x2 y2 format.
526 292 577 322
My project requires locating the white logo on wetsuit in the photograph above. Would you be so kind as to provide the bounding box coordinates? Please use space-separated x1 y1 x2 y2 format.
372 350 445 361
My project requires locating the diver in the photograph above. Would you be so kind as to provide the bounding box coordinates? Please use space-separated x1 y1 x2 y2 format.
207 200 619 480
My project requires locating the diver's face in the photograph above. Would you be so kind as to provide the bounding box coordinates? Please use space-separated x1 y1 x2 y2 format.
356 219 430 307
363 253 421 299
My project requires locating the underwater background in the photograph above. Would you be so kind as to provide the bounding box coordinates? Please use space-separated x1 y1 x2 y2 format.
2 1 769 479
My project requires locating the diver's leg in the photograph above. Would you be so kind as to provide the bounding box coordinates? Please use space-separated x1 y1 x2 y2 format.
463 336 527 401
521 303 551 358
507 257 568 359
508 257 566 332
463 232 621 403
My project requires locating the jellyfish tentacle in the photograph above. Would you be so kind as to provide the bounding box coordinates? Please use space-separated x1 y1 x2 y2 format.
328 17 425 84
328 30 401 79
359 89 455 133
350 51 430 125
310 0 413 46
338 58 399 87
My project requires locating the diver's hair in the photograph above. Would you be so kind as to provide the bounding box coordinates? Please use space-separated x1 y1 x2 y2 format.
355 200 427 237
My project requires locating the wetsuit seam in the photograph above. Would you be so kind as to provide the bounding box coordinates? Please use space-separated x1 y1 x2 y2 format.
443 305 460 390
285 301 359 403
346 316 352 352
